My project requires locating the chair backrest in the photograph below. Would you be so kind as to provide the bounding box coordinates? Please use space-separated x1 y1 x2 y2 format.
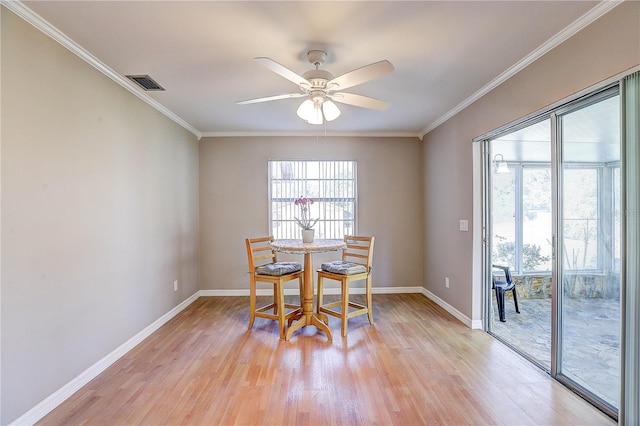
246 236 277 272
342 235 375 271
492 264 512 284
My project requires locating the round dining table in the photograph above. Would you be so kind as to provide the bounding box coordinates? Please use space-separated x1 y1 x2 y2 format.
270 238 346 341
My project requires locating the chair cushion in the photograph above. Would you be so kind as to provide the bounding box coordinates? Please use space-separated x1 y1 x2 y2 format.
255 261 302 276
321 261 368 275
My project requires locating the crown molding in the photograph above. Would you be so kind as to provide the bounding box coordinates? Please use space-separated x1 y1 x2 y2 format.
200 131 421 139
418 0 625 139
2 0 202 140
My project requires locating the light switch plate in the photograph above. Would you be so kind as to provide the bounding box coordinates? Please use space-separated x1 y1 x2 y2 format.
459 220 469 231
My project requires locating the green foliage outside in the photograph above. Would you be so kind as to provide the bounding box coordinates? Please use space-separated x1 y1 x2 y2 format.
493 235 551 271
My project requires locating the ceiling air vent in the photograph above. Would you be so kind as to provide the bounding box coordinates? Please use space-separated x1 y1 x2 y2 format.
126 74 165 91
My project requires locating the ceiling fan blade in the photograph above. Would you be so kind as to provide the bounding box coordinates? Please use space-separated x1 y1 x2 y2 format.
255 57 310 87
237 92 306 105
327 60 394 91
330 92 390 110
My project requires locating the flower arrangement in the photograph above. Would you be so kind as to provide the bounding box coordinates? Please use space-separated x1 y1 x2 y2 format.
294 196 318 230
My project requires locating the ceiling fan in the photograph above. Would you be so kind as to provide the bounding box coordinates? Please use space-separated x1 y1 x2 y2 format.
237 50 394 125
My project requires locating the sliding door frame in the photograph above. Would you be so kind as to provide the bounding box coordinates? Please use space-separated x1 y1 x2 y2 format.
477 81 623 420
552 86 620 419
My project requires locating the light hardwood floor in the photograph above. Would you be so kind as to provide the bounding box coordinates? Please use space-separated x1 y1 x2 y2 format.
38 294 613 425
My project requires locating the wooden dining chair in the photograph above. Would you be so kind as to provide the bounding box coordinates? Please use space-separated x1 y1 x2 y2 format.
316 235 375 337
246 236 303 339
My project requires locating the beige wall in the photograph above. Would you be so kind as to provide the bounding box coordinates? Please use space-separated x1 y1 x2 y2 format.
1 8 200 424
422 1 640 321
199 136 424 292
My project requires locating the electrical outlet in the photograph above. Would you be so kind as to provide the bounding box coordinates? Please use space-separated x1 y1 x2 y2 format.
445 277 450 288
173 280 178 291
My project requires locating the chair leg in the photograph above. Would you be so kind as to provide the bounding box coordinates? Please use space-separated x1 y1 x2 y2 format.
341 279 349 337
248 276 257 330
512 287 520 313
317 275 324 314
273 287 278 315
495 287 506 322
276 282 286 339
366 274 373 325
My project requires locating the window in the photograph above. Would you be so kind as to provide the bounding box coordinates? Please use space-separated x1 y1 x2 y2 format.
269 161 356 239
522 166 552 272
492 162 610 273
562 167 600 270
491 119 553 274
492 160 618 273
492 163 552 273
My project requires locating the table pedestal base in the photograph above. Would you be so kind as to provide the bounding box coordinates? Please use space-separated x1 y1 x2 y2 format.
269 240 347 342
285 312 332 341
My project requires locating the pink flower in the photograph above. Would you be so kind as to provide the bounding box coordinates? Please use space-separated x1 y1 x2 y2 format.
294 196 318 230
295 197 313 206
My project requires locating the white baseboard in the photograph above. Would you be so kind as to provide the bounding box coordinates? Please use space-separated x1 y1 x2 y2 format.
421 288 475 328
10 292 200 426
199 285 425 297
470 319 483 329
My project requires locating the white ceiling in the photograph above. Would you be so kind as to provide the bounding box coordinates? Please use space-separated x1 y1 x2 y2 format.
13 1 617 139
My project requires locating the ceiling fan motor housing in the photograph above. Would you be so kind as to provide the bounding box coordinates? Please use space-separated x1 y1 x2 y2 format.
308 90 326 103
307 50 327 67
302 69 334 91
303 50 334 91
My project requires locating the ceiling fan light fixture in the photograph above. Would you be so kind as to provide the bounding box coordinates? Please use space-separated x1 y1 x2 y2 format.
322 100 341 121
307 101 324 125
297 98 325 125
296 99 315 121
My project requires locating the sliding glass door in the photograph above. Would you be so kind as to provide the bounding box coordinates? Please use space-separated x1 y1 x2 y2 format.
489 119 553 370
485 87 621 416
556 92 620 411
